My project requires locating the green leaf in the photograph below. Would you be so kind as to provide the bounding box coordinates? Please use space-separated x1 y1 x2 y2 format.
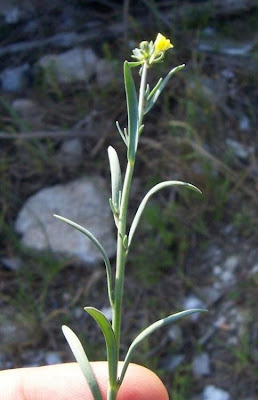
116 121 127 146
128 180 201 247
124 61 139 161
126 61 143 67
119 308 207 384
147 77 162 102
145 64 185 114
108 146 122 213
85 307 118 388
62 325 102 400
54 214 114 306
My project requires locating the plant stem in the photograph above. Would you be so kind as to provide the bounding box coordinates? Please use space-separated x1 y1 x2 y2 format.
138 62 148 127
112 160 134 355
110 62 148 400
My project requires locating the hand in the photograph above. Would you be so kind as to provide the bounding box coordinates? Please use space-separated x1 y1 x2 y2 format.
0 362 169 400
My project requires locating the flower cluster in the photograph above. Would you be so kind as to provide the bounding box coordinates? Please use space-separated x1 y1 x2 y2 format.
132 33 173 66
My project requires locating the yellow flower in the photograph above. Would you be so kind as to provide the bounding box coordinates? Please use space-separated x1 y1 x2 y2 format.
154 33 173 55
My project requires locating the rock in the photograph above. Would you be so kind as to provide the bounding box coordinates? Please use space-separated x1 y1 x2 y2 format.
202 27 216 36
182 295 206 321
38 48 98 84
45 351 62 365
1 257 22 271
73 307 84 319
198 38 254 57
213 255 239 288
100 306 112 321
15 177 116 264
224 255 239 271
220 68 235 80
250 264 258 277
160 354 185 372
226 138 252 160
12 98 43 129
201 385 231 400
192 352 211 377
1 64 30 91
58 138 83 166
0 1 20 24
167 325 183 344
239 115 250 131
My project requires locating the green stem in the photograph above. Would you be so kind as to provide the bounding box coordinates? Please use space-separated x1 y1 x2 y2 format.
109 62 148 400
112 160 134 355
138 62 148 127
107 384 119 400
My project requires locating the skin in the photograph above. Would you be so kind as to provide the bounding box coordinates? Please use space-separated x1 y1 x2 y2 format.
0 362 169 400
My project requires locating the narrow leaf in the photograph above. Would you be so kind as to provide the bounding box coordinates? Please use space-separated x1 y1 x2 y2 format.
116 121 127 145
128 181 201 247
145 64 185 114
62 325 102 400
108 146 122 212
54 214 113 306
145 84 150 99
127 61 143 67
124 61 139 161
119 309 206 384
147 77 163 102
85 307 118 387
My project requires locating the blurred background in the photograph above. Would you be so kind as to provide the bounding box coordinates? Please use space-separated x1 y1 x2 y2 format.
0 1 257 399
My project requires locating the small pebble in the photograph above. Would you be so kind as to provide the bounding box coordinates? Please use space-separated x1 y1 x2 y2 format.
45 352 62 365
201 385 231 400
100 306 112 321
183 295 206 321
192 352 211 377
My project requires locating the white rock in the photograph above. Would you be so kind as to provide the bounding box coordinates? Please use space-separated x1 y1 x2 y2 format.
213 265 222 276
58 138 83 165
15 177 116 264
226 138 252 160
182 295 206 321
74 307 84 319
100 306 113 321
1 64 29 91
239 115 250 131
201 385 231 400
224 255 239 271
192 352 211 377
221 68 235 80
250 264 258 276
4 6 20 23
202 27 216 36
45 352 62 365
1 257 22 271
0 1 21 24
38 48 98 84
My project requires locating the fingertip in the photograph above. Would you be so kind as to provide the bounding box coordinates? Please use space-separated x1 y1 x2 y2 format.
117 363 169 400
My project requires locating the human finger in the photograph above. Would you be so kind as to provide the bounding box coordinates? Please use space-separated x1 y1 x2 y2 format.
0 362 169 400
